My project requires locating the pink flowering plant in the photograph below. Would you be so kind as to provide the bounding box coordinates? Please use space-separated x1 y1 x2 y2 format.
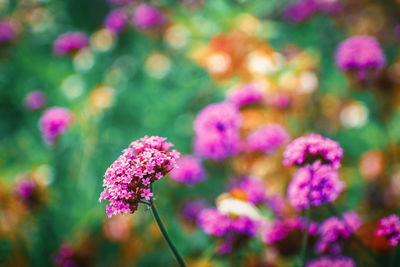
99 136 186 266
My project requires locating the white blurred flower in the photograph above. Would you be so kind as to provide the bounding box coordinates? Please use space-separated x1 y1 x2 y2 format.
340 101 368 128
217 197 261 220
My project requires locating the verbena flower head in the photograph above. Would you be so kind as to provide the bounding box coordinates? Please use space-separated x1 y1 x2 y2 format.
53 32 89 56
170 155 205 185
263 217 319 245
104 9 127 34
39 107 72 145
24 90 46 110
229 176 267 205
306 256 356 267
284 0 318 22
227 84 264 108
0 20 16 43
194 102 241 160
335 36 386 79
197 208 231 236
283 134 343 169
197 207 260 254
99 136 180 218
315 0 342 14
288 163 344 210
376 214 400 246
316 211 362 254
16 180 35 200
132 4 167 29
54 243 76 267
245 124 290 154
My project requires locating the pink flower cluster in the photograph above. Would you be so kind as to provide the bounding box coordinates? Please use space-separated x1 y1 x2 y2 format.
53 243 77 267
227 84 264 108
229 176 267 205
170 155 205 185
39 107 72 145
288 163 344 210
245 124 290 154
53 32 89 56
284 0 342 22
306 256 355 267
336 36 386 80
197 208 260 254
283 134 343 169
316 211 362 254
376 214 400 246
16 180 35 200
0 20 16 43
132 4 167 29
194 102 241 160
104 9 127 34
99 136 180 217
263 217 319 244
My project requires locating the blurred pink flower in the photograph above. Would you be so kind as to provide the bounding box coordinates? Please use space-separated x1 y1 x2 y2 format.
39 107 72 145
53 32 89 56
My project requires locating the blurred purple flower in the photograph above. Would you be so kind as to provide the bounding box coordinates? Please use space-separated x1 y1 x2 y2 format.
180 200 207 223
197 208 231 236
105 9 127 34
284 0 318 22
99 136 180 217
54 243 76 267
53 32 89 56
283 134 343 169
263 217 318 244
0 20 16 43
132 4 167 29
194 102 241 160
197 208 260 237
170 155 206 185
316 0 342 14
229 176 267 205
288 163 344 210
376 214 400 246
306 256 356 267
227 84 264 108
230 215 260 237
16 180 35 200
198 207 260 254
39 107 72 145
245 124 290 154
316 211 362 254
336 35 385 80
24 90 46 110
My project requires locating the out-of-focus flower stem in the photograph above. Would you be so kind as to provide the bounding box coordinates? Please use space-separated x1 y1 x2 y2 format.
327 204 379 266
390 243 399 267
298 167 313 267
298 206 311 267
149 196 187 267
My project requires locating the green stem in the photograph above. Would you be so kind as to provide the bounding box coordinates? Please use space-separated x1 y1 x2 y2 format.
298 207 311 267
390 244 399 267
150 200 186 267
327 204 379 266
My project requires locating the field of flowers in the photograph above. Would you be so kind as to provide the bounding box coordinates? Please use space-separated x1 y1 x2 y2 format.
1 0 400 266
